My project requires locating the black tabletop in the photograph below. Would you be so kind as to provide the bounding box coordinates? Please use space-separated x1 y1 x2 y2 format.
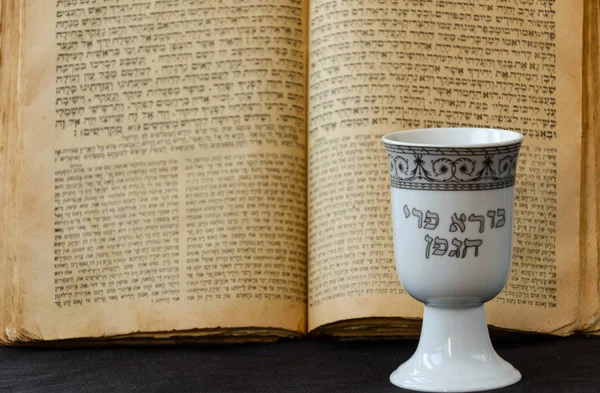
0 335 598 393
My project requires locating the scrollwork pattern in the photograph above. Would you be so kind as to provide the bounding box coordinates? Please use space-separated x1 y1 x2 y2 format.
384 144 520 191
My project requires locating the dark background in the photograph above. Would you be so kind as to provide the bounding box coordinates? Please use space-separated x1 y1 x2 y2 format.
0 335 598 393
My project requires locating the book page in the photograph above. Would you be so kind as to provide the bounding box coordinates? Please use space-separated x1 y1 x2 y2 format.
0 0 24 343
308 0 583 334
581 115 598 329
11 0 309 341
584 0 600 333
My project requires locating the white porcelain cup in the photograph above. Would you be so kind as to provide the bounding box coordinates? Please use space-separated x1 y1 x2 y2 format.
382 128 523 392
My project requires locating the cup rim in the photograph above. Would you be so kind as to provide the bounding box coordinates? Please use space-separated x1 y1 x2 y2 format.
382 127 523 148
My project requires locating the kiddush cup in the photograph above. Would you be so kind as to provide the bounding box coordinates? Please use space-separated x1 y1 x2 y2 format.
382 128 523 392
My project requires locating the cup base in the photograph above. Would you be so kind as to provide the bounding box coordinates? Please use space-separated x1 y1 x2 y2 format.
390 305 521 392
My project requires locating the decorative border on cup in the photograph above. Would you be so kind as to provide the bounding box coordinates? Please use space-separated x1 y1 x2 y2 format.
384 143 521 191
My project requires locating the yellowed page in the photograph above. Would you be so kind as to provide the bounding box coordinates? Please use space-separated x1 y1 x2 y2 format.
11 0 308 341
580 118 598 329
0 0 24 343
584 0 600 333
577 79 597 330
308 0 583 334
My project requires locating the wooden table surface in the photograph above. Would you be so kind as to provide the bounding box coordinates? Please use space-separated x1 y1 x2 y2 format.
0 335 598 392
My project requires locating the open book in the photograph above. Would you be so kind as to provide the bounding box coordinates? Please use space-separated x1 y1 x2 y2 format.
0 0 598 344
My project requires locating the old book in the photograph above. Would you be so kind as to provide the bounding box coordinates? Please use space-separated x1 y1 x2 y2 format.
0 0 598 344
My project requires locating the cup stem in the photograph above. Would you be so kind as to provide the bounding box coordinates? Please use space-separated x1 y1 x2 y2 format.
390 305 521 392
420 305 491 359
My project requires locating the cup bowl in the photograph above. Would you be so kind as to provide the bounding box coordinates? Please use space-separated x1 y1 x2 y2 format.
391 187 514 308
